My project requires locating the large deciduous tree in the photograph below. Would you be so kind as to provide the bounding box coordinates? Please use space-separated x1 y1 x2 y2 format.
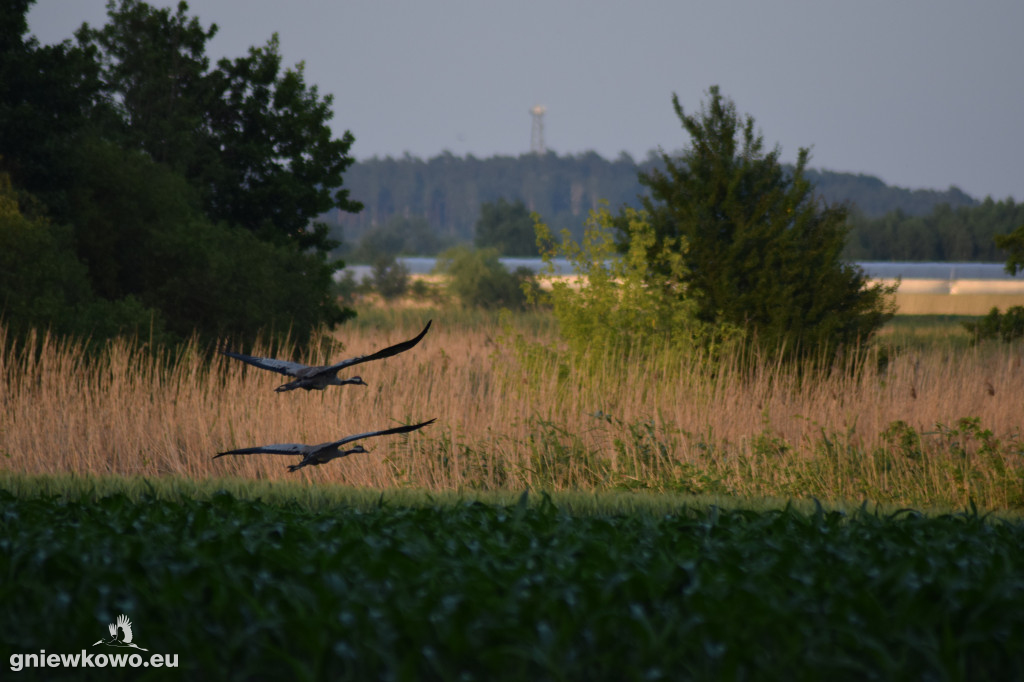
623 86 894 362
0 0 100 213
0 0 360 348
76 0 362 253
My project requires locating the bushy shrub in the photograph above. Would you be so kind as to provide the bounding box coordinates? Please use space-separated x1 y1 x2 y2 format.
963 306 1024 343
433 246 535 309
533 204 737 357
372 256 410 300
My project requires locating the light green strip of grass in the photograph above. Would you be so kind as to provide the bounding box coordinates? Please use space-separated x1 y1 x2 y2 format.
1 471 1010 519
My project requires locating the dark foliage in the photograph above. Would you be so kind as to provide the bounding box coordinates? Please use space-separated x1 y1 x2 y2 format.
4 489 1024 680
75 0 362 253
962 306 1024 344
623 87 894 362
326 152 985 257
0 1 360 348
994 221 1024 275
474 197 539 256
434 246 535 309
0 1 101 216
846 198 1024 262
0 173 164 343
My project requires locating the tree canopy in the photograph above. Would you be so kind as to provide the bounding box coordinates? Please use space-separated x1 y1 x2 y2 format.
623 86 895 362
994 221 1024 276
0 0 362 348
75 0 361 253
845 198 1024 262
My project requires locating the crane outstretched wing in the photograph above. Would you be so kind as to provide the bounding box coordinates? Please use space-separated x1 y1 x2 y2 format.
320 321 432 376
330 419 437 448
214 443 309 458
220 351 310 377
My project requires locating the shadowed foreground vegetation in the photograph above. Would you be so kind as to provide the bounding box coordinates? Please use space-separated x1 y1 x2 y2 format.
2 482 1023 680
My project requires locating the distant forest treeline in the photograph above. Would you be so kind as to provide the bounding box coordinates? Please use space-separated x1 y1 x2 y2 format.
324 151 1020 262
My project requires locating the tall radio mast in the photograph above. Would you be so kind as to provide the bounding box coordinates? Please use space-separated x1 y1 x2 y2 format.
530 105 547 154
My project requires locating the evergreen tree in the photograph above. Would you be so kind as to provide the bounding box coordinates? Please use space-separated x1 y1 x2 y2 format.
625 86 894 361
995 222 1024 275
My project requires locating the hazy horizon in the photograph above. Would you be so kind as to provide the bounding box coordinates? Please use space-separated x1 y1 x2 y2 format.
27 0 1024 201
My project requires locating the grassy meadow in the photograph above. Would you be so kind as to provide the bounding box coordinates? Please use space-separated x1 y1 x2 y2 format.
1 307 1022 510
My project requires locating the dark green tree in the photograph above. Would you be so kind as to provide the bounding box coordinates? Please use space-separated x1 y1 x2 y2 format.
623 86 894 361
434 246 534 309
962 305 1024 344
0 0 356 348
846 199 1024 261
0 172 163 343
76 0 362 253
474 198 538 256
53 136 346 345
371 256 410 300
995 223 1024 275
143 216 348 342
349 214 449 263
0 0 101 215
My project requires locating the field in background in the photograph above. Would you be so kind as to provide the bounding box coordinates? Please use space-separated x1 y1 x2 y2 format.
892 291 1024 315
404 272 1024 316
2 310 1022 510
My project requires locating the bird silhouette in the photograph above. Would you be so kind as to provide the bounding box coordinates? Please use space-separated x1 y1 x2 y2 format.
92 614 148 651
214 419 437 472
222 320 431 392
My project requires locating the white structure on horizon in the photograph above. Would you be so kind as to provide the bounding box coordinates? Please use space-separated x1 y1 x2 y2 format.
530 105 546 154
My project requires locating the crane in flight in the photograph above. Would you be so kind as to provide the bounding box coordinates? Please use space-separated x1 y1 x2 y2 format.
221 320 431 392
214 419 437 472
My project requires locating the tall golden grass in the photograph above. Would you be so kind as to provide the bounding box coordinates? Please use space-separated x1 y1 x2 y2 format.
2 313 1022 509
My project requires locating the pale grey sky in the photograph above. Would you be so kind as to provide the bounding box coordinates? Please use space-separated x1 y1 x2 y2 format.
27 0 1024 200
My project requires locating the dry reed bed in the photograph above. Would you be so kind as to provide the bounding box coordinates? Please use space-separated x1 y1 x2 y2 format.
2 321 1022 508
